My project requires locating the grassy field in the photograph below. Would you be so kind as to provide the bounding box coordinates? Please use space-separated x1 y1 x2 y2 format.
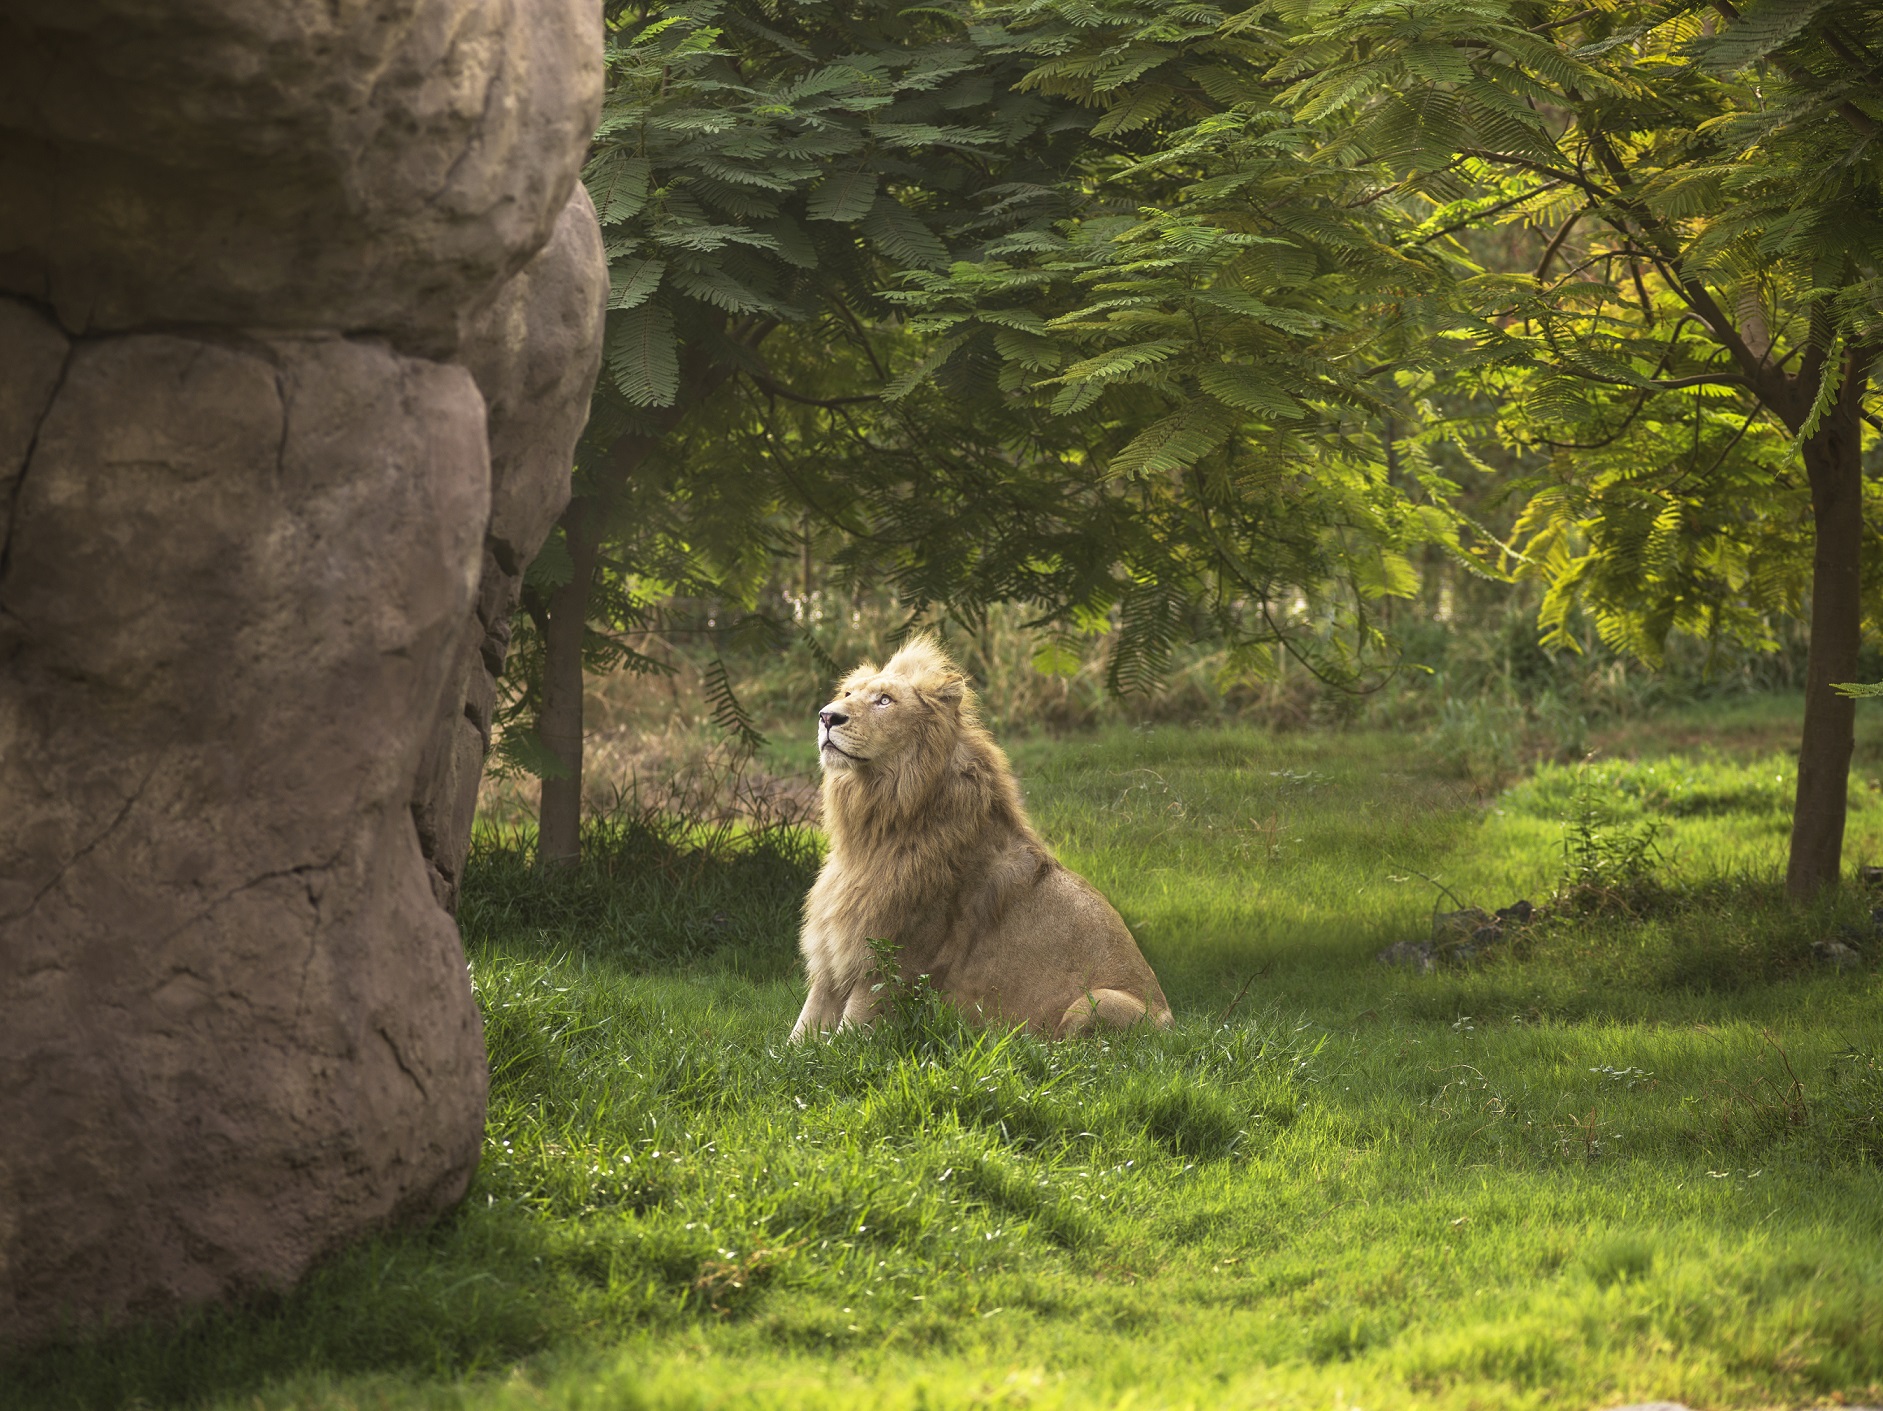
12 694 1883 1411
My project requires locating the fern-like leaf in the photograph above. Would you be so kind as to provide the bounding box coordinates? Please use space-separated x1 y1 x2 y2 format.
807 166 879 222
607 301 681 407
1107 398 1235 477
862 194 949 269
703 657 769 753
609 256 665 311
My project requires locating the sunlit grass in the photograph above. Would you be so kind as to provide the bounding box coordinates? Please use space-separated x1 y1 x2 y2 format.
10 697 1883 1410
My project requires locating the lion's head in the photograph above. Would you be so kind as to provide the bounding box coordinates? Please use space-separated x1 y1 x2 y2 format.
815 635 970 779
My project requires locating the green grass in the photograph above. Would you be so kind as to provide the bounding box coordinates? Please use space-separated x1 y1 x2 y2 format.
11 697 1883 1411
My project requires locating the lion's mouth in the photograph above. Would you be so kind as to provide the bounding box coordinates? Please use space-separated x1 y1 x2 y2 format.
819 734 864 762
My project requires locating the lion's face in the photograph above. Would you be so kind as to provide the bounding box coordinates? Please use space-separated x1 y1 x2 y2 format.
815 670 926 773
816 641 968 782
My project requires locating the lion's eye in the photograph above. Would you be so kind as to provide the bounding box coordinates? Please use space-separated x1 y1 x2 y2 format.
875 693 893 707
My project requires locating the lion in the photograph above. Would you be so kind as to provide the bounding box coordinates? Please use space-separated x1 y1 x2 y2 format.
790 635 1173 1042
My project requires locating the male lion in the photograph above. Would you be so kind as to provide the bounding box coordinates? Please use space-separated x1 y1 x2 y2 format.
791 636 1172 1041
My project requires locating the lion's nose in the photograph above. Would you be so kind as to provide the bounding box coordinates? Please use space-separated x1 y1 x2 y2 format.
819 709 848 729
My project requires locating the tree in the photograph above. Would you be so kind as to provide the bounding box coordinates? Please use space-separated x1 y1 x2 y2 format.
518 0 1879 898
1277 0 1882 895
922 0 1879 895
515 0 1080 862
514 0 1466 860
888 0 1475 690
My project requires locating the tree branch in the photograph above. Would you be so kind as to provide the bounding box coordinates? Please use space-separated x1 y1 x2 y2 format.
1461 149 1611 201
829 295 890 380
1535 202 1589 283
1553 368 1748 392
1567 123 1791 409
746 369 881 409
1408 182 1564 248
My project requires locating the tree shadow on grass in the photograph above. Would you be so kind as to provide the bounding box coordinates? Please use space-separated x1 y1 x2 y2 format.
459 813 815 980
2 1206 571 1411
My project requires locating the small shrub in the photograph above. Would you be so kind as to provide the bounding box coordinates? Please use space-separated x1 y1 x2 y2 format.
1555 768 1667 913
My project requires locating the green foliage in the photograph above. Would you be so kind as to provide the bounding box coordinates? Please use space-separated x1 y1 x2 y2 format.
506 0 1139 782
874 0 1880 694
882 0 1477 688
513 0 1882 811
701 656 769 753
1555 768 1670 910
583 0 1068 429
1272 0 1883 662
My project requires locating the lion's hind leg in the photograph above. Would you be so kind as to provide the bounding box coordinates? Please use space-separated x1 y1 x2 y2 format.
1057 988 1160 1038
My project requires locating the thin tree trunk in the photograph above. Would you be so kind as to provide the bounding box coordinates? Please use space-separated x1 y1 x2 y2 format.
526 347 732 866
536 503 599 867
1785 351 1869 900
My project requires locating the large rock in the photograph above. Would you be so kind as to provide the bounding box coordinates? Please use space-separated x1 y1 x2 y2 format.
412 185 606 909
0 0 601 357
0 0 604 1348
0 328 491 1337
0 298 69 550
466 186 611 573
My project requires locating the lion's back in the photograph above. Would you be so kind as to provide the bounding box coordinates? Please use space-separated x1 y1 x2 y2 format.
947 853 1170 1033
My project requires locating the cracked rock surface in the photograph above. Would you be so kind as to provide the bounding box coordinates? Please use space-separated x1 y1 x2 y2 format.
0 0 603 1347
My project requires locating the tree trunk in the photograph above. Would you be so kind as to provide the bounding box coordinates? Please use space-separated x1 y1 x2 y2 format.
1785 352 1869 900
525 342 730 867
536 503 599 867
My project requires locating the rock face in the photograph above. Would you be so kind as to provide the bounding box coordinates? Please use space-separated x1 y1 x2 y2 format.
0 0 604 1347
412 186 608 911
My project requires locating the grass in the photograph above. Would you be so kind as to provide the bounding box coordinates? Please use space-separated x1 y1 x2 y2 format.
10 694 1883 1411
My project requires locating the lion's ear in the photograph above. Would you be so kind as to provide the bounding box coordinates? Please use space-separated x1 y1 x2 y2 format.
929 675 966 712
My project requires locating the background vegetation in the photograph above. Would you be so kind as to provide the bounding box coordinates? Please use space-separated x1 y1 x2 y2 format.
509 0 1881 895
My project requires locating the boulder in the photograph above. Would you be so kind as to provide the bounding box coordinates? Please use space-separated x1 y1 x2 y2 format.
0 330 492 1339
1377 939 1437 974
1813 938 1864 972
466 185 611 574
0 0 605 1348
1378 899 1537 973
0 300 70 549
0 0 602 357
